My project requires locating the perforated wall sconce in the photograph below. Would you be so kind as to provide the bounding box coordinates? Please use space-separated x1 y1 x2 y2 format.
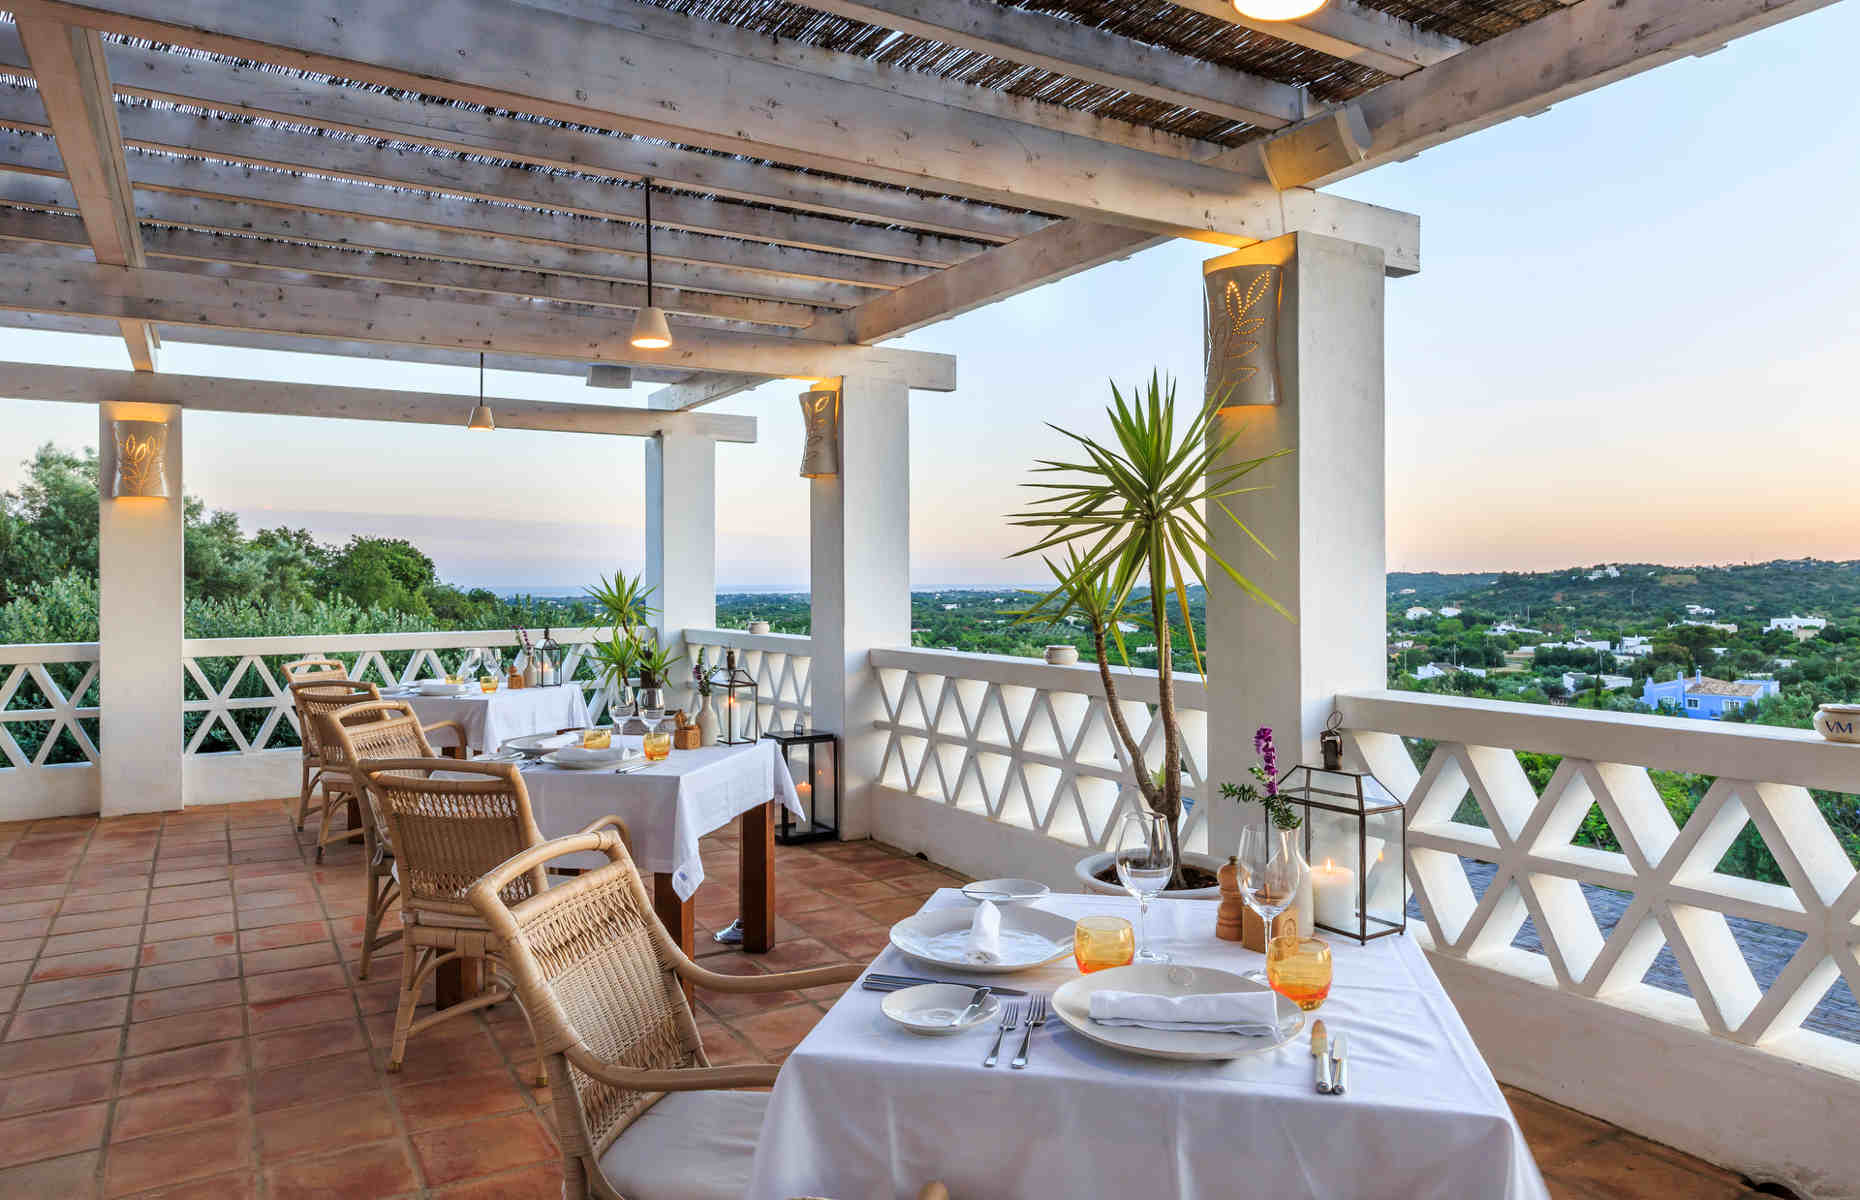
798 386 840 478
1203 262 1282 410
110 419 169 499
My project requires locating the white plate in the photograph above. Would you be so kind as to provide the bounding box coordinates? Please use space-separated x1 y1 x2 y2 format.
500 731 580 757
415 681 472 697
961 878 1051 905
888 905 1075 974
880 983 1001 1036
541 748 637 770
471 750 525 764
1051 963 1303 1062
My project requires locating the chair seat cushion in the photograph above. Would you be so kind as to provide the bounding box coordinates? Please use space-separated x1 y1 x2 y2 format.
597 1089 768 1200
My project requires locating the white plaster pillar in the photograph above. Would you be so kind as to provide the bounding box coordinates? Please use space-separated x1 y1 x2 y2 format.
645 426 716 707
810 375 910 840
98 400 184 816
1205 233 1389 857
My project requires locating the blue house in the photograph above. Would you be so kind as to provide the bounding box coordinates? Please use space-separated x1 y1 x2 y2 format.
1640 670 1779 720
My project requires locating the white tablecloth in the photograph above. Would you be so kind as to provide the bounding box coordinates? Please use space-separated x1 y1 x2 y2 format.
749 891 1549 1200
395 683 590 753
519 738 802 898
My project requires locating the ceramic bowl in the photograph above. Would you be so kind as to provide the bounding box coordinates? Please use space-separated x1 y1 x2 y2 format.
1813 704 1860 743
881 983 1000 1036
960 878 1052 905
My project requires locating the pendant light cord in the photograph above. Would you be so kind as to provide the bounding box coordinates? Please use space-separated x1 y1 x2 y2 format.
643 178 655 306
479 351 485 399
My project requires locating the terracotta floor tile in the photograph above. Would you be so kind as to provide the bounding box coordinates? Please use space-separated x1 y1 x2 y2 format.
119 1039 247 1095
4 993 128 1041
238 922 330 954
19 970 133 1009
41 924 143 958
101 1114 252 1197
0 1027 122 1079
699 984 805 1019
31 945 139 981
0 899 60 923
242 963 347 1006
131 979 243 1022
788 906 881 940
0 936 41 964
0 1149 100 1199
412 1111 557 1186
0 1060 115 1117
124 1005 245 1057
733 1002 827 1053
144 896 235 925
149 868 230 889
256 1091 399 1163
143 913 237 944
264 1139 417 1200
136 955 241 993
241 941 338 976
1504 1087 1616 1170
146 881 230 906
137 932 238 966
53 888 143 914
247 989 357 1034
49 905 145 934
0 1100 108 1168
395 1069 529 1131
0 919 47 945
123 1168 258 1200
859 896 930 924
432 1160 564 1199
253 1050 381 1113
1546 1133 1750 1200
111 1075 250 1141
816 880 902 904
251 1018 367 1071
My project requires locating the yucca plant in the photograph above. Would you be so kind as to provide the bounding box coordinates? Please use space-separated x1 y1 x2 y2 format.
1011 371 1289 888
584 570 657 694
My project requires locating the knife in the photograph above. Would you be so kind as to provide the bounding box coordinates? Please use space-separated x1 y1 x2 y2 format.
1311 1019 1333 1094
950 986 993 1027
1329 1032 1348 1096
862 973 1029 997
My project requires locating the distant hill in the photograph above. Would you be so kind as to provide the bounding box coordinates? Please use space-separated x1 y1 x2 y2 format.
1388 559 1860 627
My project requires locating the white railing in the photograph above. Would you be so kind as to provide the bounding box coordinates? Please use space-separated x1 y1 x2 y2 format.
682 628 812 733
0 642 100 818
180 627 609 756
868 647 1211 869
1338 690 1860 1061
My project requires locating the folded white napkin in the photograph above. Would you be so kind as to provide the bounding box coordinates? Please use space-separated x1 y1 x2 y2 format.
1087 990 1279 1034
552 744 625 764
537 732 581 751
965 899 1002 965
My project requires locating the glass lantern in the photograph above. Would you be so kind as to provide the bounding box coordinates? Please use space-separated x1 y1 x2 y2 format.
765 729 839 844
1279 764 1407 944
714 649 760 745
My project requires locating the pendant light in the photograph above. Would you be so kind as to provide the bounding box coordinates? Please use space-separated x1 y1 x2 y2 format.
466 352 495 431
629 178 673 350
1231 0 1328 20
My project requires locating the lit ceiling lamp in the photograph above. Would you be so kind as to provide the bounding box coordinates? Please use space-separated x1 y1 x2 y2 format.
628 178 673 350
467 352 495 431
1231 0 1328 20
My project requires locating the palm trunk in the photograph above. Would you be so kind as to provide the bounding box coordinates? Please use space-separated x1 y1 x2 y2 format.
1148 540 1187 888
1090 625 1158 812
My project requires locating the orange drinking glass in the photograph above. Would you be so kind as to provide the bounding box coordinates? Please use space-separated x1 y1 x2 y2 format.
1266 935 1332 1011
478 675 498 694
643 731 672 761
1073 915 1135 973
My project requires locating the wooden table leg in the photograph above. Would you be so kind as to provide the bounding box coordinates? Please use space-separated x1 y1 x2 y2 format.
654 873 695 1003
434 955 483 1010
740 800 776 954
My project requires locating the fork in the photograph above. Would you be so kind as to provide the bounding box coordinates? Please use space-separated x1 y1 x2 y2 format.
1010 994 1048 1070
983 1001 1020 1068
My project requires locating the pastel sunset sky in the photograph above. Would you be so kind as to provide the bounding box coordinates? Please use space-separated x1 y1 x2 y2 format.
2 2 1857 590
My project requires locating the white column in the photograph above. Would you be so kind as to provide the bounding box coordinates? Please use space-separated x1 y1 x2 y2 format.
645 427 716 707
1205 232 1389 856
810 375 910 840
98 400 184 816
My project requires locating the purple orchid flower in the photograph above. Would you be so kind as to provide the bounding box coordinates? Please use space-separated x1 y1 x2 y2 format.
1254 726 1277 797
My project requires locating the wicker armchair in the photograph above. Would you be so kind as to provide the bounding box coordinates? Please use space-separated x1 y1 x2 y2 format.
289 679 380 857
355 758 624 1083
283 655 348 682
466 829 864 1200
314 701 468 980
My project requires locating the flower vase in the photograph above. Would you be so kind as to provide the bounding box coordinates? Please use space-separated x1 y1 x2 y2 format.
696 701 721 747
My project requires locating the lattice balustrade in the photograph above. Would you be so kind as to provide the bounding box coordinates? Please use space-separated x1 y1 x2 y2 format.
0 642 101 770
869 648 1210 855
1338 690 1860 1056
683 629 812 733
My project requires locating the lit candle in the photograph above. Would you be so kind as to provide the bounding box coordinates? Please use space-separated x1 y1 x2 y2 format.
796 780 813 799
1293 866 1314 937
1311 859 1357 931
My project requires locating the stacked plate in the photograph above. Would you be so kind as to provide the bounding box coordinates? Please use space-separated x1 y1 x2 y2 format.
887 906 1074 974
542 745 637 770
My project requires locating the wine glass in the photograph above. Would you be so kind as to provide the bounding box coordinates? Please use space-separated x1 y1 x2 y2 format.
1114 809 1174 964
1237 824 1310 995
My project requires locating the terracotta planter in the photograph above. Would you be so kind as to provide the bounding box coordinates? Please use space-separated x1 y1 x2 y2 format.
1074 850 1224 900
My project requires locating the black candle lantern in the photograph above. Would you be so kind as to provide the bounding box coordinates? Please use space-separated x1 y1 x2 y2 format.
765 728 839 844
1279 763 1406 944
713 649 759 745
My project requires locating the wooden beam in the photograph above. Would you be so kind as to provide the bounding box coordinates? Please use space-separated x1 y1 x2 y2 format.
852 189 1420 342
14 16 155 368
0 23 1050 244
13 0 1295 242
2 258 960 388
0 202 828 329
647 374 771 411
1246 0 1844 190
0 359 759 441
1166 0 1465 78
798 0 1305 128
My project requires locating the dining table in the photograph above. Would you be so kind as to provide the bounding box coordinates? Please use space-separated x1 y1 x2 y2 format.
748 889 1551 1200
387 681 590 755
517 735 804 960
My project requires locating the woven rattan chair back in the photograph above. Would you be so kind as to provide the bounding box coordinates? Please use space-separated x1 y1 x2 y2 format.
356 759 549 923
290 679 379 764
468 830 707 1175
316 702 438 843
283 655 347 682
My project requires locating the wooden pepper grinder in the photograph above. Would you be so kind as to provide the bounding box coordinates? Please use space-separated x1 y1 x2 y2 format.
1219 855 1297 951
